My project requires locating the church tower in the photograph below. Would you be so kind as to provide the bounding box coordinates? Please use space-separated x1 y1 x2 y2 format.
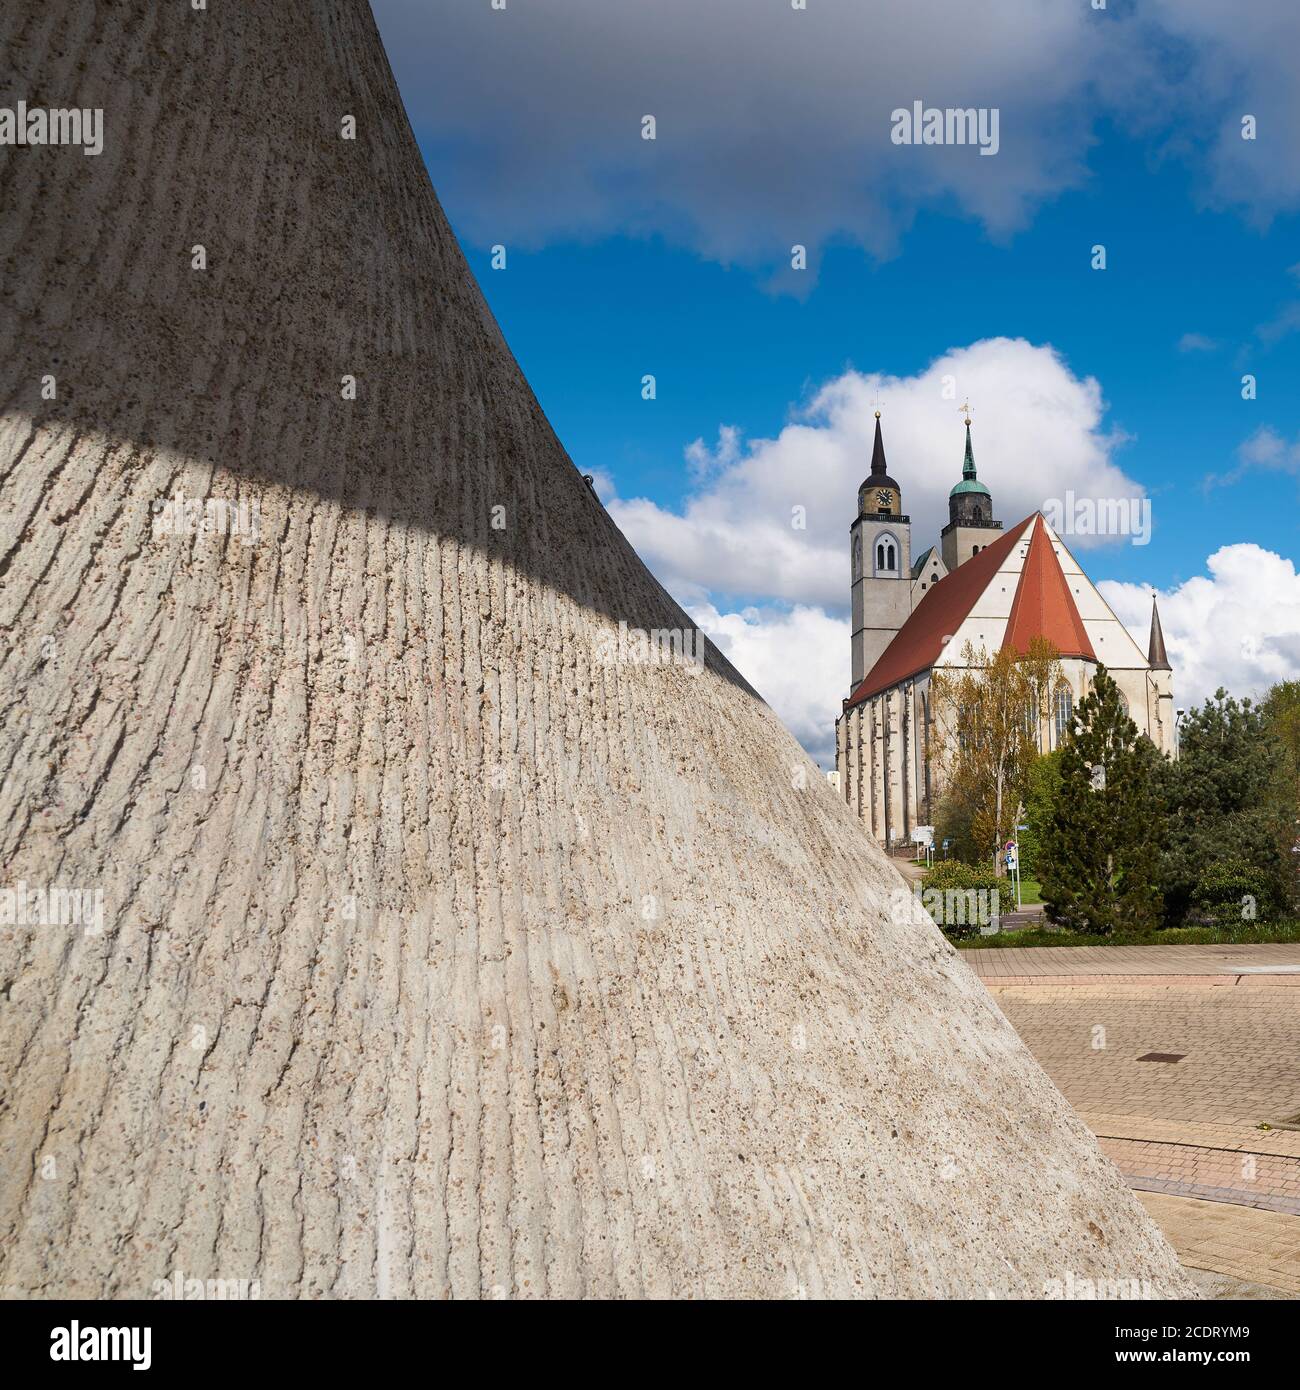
940 411 1001 572
850 412 912 691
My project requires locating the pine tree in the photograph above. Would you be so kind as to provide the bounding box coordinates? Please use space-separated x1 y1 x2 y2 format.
1039 665 1164 934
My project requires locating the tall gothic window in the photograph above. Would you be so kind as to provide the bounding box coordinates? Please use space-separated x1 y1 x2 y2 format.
1023 691 1038 742
1054 684 1073 746
874 535 898 574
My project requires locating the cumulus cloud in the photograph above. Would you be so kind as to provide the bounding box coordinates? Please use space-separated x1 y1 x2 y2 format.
595 337 1149 759
373 0 1300 274
689 602 847 767
604 337 1143 613
1102 546 1300 711
1177 332 1218 354
374 0 1101 271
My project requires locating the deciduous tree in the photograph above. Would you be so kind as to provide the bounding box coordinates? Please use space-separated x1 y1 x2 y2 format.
930 638 1060 870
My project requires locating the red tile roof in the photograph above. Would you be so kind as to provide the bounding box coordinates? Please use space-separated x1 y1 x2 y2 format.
1003 515 1095 662
846 515 1034 707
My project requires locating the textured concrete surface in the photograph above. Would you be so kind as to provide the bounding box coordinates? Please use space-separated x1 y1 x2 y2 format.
0 2 1193 1298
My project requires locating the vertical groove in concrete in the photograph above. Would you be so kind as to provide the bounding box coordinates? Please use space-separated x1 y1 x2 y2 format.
0 1 1192 1297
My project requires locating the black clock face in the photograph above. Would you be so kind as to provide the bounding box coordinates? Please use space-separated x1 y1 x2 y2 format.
876 489 892 508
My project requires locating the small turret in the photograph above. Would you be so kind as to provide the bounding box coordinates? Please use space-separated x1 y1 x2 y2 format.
1148 594 1171 671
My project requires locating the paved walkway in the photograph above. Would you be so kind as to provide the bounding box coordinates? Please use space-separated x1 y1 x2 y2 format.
967 940 1300 986
1137 1194 1300 1296
967 943 1300 1293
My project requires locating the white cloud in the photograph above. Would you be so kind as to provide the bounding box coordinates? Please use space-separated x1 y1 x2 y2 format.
689 602 847 768
1177 332 1218 354
1202 425 1300 492
595 338 1147 760
1101 545 1300 710
605 337 1144 613
374 0 1300 274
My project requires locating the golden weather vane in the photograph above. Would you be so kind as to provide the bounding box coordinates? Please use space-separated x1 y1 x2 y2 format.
958 399 973 425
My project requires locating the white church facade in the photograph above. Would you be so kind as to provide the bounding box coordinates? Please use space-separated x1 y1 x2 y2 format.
835 413 1175 848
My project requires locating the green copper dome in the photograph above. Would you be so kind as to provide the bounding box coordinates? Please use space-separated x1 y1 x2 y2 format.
949 418 989 497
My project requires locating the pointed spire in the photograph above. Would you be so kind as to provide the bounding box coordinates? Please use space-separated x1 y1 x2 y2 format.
869 411 888 476
962 418 977 480
1147 594 1171 671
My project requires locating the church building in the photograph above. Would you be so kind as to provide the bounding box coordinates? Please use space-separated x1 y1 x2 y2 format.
835 411 1175 848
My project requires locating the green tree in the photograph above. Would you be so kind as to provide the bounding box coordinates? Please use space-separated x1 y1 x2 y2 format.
932 786 978 864
1261 680 1300 773
1039 664 1164 934
1017 747 1062 880
1159 688 1297 925
1261 680 1300 829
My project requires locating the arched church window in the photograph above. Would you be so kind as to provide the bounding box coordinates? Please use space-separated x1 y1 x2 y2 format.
1117 691 1130 720
1023 692 1038 741
874 533 899 575
1054 684 1073 746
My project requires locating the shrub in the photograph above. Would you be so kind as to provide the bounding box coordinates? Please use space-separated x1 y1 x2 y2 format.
921 860 1002 938
1189 859 1276 928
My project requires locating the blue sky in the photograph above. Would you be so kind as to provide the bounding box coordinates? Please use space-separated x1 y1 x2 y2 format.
374 0 1300 761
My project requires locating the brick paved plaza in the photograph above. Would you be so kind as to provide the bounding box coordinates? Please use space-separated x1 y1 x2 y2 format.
968 943 1300 1295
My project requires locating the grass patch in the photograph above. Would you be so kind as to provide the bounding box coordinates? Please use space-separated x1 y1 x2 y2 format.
954 920 1300 949
1008 875 1042 906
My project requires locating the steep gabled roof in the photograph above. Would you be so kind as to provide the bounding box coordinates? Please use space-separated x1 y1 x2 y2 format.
1003 515 1095 661
846 515 1035 705
910 545 936 579
846 511 1108 708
